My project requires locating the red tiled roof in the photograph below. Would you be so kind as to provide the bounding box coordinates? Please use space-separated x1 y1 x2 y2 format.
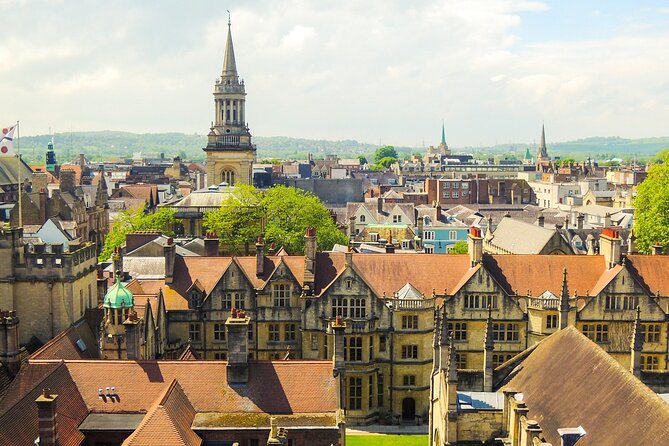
626 255 669 296
119 184 158 202
30 320 98 361
351 253 472 297
123 380 202 446
172 256 230 297
0 363 88 446
50 360 338 415
483 254 606 296
501 327 669 445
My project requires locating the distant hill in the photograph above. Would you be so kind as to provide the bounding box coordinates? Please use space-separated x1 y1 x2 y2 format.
15 131 669 164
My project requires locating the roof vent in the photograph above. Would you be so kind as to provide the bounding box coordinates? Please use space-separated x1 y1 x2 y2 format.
75 339 86 352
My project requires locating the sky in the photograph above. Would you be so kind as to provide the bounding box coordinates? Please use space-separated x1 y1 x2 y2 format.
2 0 669 147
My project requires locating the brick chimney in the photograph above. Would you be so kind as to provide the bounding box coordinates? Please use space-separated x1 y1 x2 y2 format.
204 231 219 257
385 235 395 253
59 169 76 194
600 227 622 268
164 237 176 284
467 227 483 266
35 388 58 446
303 227 316 292
123 310 142 360
537 214 545 227
0 310 20 375
577 213 584 230
226 308 250 384
651 244 663 256
255 236 265 278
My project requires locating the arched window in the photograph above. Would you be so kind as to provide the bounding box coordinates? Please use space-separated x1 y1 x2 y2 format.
221 169 235 186
359 215 366 223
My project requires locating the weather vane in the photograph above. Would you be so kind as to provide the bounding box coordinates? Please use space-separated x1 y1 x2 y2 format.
227 10 231 26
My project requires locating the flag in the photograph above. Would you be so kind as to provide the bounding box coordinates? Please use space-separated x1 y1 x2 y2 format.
0 124 17 157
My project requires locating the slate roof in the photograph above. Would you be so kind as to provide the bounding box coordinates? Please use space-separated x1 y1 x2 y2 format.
500 327 669 446
487 217 561 254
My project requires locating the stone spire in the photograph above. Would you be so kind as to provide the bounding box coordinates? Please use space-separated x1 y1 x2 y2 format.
630 306 643 378
559 267 570 329
222 16 238 78
441 122 446 145
537 123 549 161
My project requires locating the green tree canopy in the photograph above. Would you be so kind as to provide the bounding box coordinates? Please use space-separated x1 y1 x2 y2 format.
377 156 398 168
634 162 669 253
99 207 180 261
449 241 468 254
357 155 368 165
374 145 398 164
203 185 348 255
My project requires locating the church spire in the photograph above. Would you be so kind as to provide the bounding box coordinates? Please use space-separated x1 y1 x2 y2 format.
538 123 548 160
441 122 446 145
222 14 238 77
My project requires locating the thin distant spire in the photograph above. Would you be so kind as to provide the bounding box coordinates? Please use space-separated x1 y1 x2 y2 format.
537 122 548 160
441 121 446 145
222 11 237 76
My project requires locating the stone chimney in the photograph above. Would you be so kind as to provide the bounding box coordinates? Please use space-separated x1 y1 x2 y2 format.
377 196 384 215
483 306 495 392
226 308 251 384
417 216 424 240
164 237 176 284
267 416 288 445
385 235 395 254
255 236 265 278
564 215 569 230
576 213 584 230
59 169 76 194
627 232 637 254
536 214 545 227
630 306 643 378
467 227 483 266
39 188 48 223
31 172 48 193
0 310 20 375
204 231 219 257
348 216 356 238
603 212 611 228
123 310 142 360
557 426 587 446
651 244 663 256
600 228 622 268
35 388 59 446
435 202 442 222
303 227 316 292
79 153 86 168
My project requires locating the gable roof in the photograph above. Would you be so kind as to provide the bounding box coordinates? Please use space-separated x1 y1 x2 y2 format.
500 327 669 446
122 380 201 446
30 319 98 361
488 217 563 254
626 255 669 296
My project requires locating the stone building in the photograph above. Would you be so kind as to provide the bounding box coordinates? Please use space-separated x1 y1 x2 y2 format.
116 224 669 426
0 227 98 345
204 18 256 187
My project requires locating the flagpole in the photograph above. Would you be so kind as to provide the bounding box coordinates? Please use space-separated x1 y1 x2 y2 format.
17 120 22 228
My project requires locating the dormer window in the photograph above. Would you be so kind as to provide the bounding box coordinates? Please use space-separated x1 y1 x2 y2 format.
393 215 402 223
189 291 200 309
359 215 366 223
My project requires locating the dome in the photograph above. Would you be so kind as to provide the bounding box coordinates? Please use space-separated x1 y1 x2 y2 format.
104 276 134 309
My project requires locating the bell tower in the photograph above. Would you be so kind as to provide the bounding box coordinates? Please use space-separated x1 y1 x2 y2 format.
203 16 256 187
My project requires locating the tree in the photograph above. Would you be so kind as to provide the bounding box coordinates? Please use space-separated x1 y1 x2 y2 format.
377 156 398 168
374 145 398 164
634 162 669 253
449 241 468 254
357 155 368 165
203 185 348 255
99 208 179 261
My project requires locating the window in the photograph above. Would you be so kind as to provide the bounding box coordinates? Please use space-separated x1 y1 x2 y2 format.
214 323 226 341
379 335 387 352
359 214 366 223
546 314 558 329
284 324 296 342
642 324 661 343
214 352 227 360
347 337 363 361
222 293 232 310
234 292 244 309
188 323 201 342
448 322 467 341
449 230 457 240
332 297 348 318
452 191 459 199
462 182 469 189
401 315 418 329
443 191 450 199
641 354 660 371
402 375 416 386
368 376 374 409
393 215 402 223
605 295 639 311
370 233 379 242
189 291 200 309
269 324 280 342
424 245 434 254
452 182 459 189
332 297 366 318
464 294 498 310
377 374 384 407
369 336 374 360
311 334 319 351
401 345 418 359
248 324 254 341
349 377 362 410
79 290 84 316
273 284 291 307
455 353 467 369
443 182 450 189
424 231 435 240
401 240 410 250
492 353 514 368
582 323 609 343
350 298 366 318
492 323 520 342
